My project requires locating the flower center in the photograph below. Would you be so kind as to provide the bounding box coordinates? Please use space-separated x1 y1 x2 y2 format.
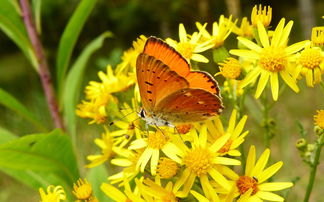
183 147 213 176
177 42 194 59
236 176 259 195
259 47 287 72
219 57 242 79
147 131 169 149
157 157 179 179
314 110 324 129
218 139 233 154
299 49 324 69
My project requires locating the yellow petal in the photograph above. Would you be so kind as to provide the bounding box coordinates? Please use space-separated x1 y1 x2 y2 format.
245 145 256 176
209 168 231 190
271 18 285 47
191 53 209 63
258 182 293 191
238 37 263 52
257 161 283 183
257 22 270 48
285 40 309 55
251 148 270 177
256 191 284 201
255 71 270 99
179 23 187 42
280 70 300 92
270 73 279 101
278 20 293 47
240 68 262 88
230 49 260 59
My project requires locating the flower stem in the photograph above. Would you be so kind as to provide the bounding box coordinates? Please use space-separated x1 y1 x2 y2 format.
20 0 65 130
303 132 324 202
261 93 271 148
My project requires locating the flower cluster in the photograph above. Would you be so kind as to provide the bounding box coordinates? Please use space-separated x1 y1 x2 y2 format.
40 4 324 202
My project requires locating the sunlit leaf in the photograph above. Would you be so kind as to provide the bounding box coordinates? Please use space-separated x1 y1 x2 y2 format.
56 0 98 95
0 129 80 188
63 31 112 142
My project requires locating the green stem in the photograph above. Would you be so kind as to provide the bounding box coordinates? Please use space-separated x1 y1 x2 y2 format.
261 93 271 148
230 80 247 168
320 82 324 94
304 133 324 202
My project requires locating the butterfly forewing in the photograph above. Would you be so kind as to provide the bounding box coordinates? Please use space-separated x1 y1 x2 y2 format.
136 53 189 113
143 37 190 78
155 88 224 123
185 71 221 96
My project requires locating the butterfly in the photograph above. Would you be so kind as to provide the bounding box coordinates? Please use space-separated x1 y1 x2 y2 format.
136 36 223 127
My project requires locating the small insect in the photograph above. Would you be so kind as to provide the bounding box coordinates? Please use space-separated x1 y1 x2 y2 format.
253 176 259 182
136 36 224 127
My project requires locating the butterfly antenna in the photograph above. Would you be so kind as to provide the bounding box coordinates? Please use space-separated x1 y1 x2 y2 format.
174 126 184 142
108 110 137 126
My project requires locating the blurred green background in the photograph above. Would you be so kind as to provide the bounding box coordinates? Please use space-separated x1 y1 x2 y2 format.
0 0 323 201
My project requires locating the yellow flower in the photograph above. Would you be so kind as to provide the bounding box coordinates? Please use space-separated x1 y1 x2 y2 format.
314 110 324 129
128 130 183 175
251 5 272 27
228 145 293 201
206 109 249 156
108 147 142 186
77 65 135 124
39 185 66 202
72 178 98 202
85 65 135 102
196 15 236 48
231 17 254 38
76 100 109 124
156 157 179 179
173 125 240 200
86 126 115 168
230 18 309 100
166 23 214 63
311 26 324 47
101 180 145 202
216 57 242 79
115 35 147 74
136 176 186 201
295 46 324 87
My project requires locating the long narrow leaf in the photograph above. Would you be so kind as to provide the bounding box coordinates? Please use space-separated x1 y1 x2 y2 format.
32 0 42 34
0 0 37 69
56 0 98 95
0 88 46 131
0 126 17 144
63 32 112 142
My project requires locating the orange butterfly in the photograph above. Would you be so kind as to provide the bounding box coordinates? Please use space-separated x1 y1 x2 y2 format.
136 36 223 127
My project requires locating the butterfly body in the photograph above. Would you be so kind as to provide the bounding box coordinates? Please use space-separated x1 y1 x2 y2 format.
136 37 223 126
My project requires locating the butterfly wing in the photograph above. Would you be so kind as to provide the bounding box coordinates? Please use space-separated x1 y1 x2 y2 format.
154 88 224 123
143 36 190 78
136 53 189 112
185 71 221 96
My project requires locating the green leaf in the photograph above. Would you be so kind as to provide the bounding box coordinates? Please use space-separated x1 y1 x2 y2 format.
0 0 38 69
86 165 112 202
32 0 42 34
0 129 79 188
0 126 17 144
63 32 112 142
0 88 46 131
56 0 98 95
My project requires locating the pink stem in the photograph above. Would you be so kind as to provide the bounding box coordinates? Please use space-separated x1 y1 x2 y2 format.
20 0 65 130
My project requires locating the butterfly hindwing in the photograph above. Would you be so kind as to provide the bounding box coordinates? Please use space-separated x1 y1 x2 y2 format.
143 37 190 78
155 88 224 123
136 53 189 112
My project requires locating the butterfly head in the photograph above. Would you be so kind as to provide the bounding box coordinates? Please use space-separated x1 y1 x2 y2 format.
138 108 174 127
